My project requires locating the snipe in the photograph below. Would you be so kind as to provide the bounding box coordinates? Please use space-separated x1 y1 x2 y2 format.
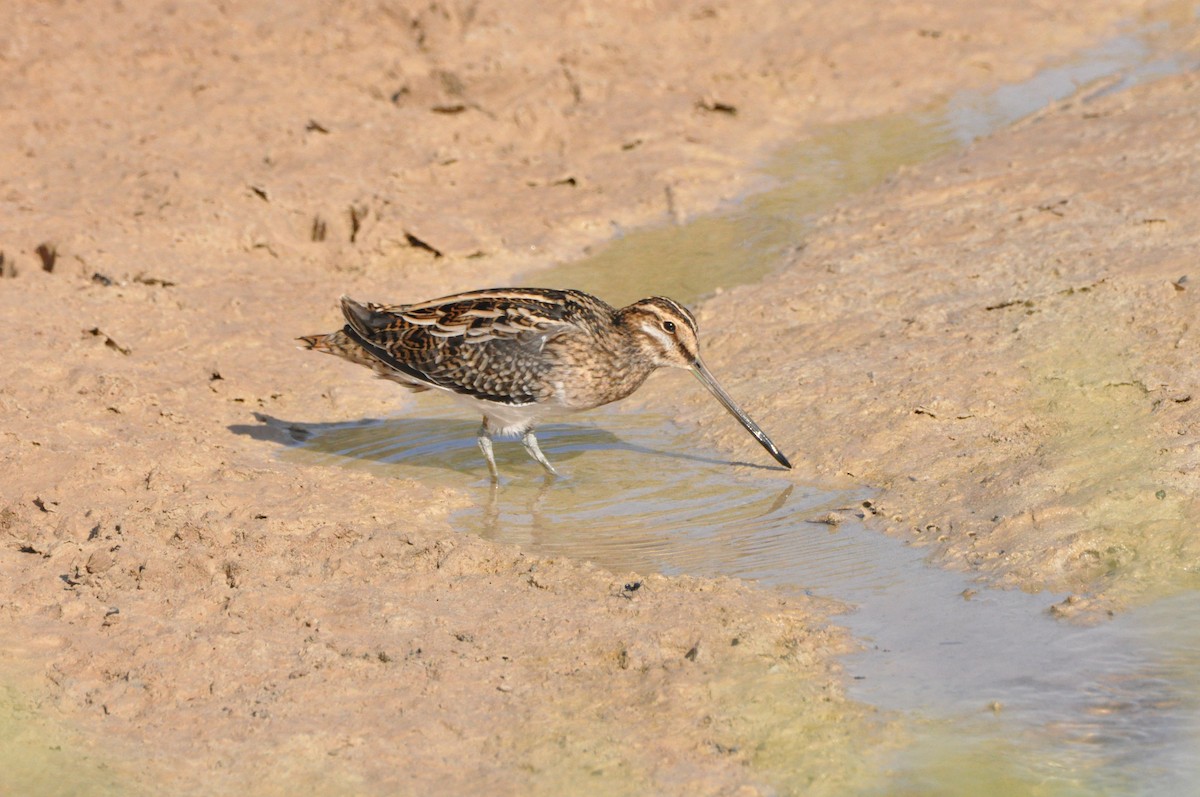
300 288 791 479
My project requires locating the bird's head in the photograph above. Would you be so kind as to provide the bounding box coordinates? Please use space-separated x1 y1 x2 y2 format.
618 295 792 470
619 296 701 369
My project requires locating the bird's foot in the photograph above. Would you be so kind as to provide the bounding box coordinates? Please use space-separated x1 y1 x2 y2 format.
521 430 560 479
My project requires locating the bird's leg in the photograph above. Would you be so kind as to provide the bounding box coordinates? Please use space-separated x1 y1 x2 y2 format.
477 419 499 482
521 427 559 478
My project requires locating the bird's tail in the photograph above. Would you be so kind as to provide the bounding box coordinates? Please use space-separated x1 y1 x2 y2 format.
298 332 336 352
297 328 429 392
297 329 369 362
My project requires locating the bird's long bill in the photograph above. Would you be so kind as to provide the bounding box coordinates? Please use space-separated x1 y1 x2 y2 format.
691 359 792 469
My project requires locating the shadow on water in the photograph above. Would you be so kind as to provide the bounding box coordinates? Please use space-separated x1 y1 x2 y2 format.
242 405 828 577
241 411 772 475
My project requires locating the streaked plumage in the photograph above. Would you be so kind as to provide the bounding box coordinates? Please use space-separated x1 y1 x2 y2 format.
300 288 791 478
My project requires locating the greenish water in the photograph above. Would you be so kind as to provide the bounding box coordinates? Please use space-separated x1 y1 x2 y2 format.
536 111 960 308
523 19 1200 310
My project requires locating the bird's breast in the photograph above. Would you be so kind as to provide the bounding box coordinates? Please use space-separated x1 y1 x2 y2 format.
543 334 655 410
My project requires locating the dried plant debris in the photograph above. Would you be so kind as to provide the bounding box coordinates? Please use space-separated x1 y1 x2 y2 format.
133 273 176 288
311 216 328 242
696 97 737 114
84 327 131 355
36 242 57 272
404 231 443 258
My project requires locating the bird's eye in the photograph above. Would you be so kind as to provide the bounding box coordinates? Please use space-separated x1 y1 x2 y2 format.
662 321 676 333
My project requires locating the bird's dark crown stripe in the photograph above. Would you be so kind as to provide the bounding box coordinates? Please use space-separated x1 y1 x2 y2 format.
646 297 698 334
622 300 696 333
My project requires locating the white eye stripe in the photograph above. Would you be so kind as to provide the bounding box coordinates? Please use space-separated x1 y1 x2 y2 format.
639 321 677 352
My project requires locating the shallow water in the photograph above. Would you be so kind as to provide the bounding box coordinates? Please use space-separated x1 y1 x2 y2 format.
286 16 1200 797
278 402 850 576
288 395 1200 795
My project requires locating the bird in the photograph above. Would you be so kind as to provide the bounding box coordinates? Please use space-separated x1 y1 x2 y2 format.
299 288 792 479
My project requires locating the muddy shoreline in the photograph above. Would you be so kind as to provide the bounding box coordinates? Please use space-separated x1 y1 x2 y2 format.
680 67 1200 620
1 1 1195 793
